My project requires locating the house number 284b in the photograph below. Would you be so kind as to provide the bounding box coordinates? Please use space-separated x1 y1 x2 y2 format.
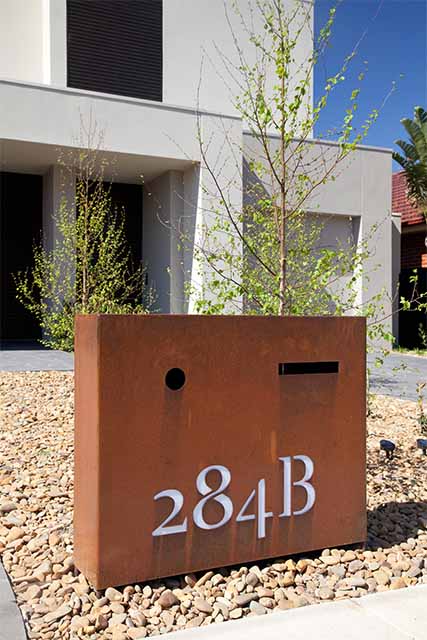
152 456 315 540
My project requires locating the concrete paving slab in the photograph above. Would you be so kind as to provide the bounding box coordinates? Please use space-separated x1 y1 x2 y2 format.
0 342 73 372
0 561 26 640
356 585 427 640
368 352 427 402
164 586 427 640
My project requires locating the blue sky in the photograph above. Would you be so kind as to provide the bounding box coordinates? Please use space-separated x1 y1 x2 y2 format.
314 0 427 168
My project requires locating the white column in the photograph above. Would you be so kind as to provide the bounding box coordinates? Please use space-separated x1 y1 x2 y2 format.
391 213 401 343
187 114 244 314
143 170 186 313
42 164 75 284
42 0 67 86
143 115 243 315
43 165 61 253
361 151 393 346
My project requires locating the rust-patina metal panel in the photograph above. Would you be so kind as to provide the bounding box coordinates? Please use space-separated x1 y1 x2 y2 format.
74 315 366 589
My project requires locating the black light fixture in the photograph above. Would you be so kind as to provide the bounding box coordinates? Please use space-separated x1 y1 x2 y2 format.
417 438 427 455
380 439 396 459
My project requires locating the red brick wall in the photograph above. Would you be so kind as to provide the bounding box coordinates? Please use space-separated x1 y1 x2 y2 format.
392 171 425 226
401 231 427 269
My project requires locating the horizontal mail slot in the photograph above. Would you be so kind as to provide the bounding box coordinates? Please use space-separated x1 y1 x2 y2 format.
278 361 339 375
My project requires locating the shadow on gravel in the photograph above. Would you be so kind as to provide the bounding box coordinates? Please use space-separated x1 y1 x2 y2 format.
367 500 427 550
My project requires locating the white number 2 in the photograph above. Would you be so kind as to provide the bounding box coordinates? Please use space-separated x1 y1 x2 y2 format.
152 489 188 537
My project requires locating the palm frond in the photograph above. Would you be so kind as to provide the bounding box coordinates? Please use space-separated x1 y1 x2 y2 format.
395 108 427 212
395 139 418 161
401 118 427 162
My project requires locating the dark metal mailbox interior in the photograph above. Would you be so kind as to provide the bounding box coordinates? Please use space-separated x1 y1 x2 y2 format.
74 315 366 589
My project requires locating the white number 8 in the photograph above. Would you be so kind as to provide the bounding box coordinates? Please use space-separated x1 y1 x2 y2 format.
193 465 233 530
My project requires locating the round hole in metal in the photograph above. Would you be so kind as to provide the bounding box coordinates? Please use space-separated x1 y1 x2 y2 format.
165 368 186 391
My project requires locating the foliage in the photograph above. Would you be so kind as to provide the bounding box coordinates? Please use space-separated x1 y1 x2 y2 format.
15 128 153 352
399 269 427 350
419 323 427 350
393 106 427 217
189 0 395 346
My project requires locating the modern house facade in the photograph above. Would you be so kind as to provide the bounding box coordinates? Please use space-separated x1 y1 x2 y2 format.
392 171 427 348
1 0 394 342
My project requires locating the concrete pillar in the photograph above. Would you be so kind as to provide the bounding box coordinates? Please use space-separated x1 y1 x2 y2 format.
360 151 393 348
187 114 243 314
42 164 75 290
143 170 187 313
42 0 67 86
391 213 401 344
43 165 74 250
143 112 243 316
43 165 62 253
352 216 363 311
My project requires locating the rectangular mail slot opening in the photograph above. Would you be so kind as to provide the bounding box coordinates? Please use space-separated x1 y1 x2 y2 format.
278 361 339 375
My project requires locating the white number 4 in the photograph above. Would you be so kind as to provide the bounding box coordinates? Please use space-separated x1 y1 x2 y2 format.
236 478 273 539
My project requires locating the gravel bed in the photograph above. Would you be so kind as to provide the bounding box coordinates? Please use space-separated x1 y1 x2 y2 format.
0 371 427 640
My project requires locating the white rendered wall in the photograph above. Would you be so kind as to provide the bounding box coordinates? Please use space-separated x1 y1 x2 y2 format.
0 81 202 162
0 80 243 316
0 0 313 119
187 114 244 313
0 0 66 86
163 0 314 122
0 78 391 326
43 0 67 85
0 0 45 83
309 144 393 338
243 133 393 337
143 116 243 315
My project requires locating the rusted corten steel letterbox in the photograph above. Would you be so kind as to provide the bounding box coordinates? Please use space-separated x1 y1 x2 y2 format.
74 315 366 589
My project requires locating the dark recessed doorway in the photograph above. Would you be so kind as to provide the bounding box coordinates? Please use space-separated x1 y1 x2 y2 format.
1 172 43 341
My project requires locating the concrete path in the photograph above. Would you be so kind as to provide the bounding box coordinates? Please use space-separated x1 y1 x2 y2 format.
0 561 26 640
368 352 427 402
165 585 427 640
0 342 73 372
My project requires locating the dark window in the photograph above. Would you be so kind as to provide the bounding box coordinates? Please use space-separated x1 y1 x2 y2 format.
399 268 427 349
67 0 163 102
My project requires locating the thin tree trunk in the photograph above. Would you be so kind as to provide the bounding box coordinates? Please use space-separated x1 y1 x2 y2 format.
278 151 286 314
278 10 286 316
82 182 89 312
